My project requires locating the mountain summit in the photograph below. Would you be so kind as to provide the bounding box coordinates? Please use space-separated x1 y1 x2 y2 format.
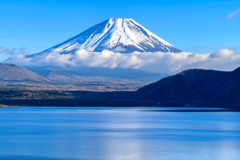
31 18 181 57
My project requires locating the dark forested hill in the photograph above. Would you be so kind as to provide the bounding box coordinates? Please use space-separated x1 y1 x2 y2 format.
134 67 240 108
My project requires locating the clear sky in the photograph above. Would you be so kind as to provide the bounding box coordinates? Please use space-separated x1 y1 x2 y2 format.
0 0 240 61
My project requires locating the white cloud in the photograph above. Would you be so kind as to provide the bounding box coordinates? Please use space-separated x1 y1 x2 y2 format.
227 9 240 19
0 47 27 56
209 49 237 58
113 46 127 52
5 49 240 74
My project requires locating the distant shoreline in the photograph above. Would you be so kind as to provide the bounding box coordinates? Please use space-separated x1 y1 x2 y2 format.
136 109 236 112
0 90 239 109
1 105 240 112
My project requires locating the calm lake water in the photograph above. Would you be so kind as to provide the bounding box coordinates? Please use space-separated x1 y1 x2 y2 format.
1 107 240 160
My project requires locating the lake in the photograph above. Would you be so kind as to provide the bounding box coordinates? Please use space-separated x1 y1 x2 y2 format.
0 107 240 160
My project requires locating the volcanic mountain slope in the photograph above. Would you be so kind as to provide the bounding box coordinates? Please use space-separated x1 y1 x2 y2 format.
28 18 181 58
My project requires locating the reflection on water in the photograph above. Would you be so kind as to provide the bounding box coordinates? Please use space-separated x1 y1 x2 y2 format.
0 107 240 160
0 155 76 160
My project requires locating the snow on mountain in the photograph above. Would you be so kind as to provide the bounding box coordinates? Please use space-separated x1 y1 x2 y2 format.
29 18 181 58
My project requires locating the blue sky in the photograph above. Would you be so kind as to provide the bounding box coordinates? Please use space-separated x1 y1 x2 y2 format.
0 0 240 61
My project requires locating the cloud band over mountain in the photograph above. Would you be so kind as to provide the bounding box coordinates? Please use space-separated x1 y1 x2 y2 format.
7 18 239 74
6 49 240 74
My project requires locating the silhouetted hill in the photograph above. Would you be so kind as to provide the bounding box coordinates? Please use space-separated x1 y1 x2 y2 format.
135 69 230 102
133 67 240 108
208 67 240 108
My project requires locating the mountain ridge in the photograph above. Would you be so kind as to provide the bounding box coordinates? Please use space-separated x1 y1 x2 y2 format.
0 63 151 91
135 68 234 103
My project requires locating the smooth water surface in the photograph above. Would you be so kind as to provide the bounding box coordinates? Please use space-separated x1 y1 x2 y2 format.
1 107 240 160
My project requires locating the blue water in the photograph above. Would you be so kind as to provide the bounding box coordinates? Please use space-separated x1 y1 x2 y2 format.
1 107 240 160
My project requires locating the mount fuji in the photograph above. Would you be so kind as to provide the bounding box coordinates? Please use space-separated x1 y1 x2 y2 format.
1 18 182 90
28 18 181 58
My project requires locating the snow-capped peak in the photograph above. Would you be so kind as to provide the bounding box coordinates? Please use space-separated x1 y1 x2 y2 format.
32 18 181 56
